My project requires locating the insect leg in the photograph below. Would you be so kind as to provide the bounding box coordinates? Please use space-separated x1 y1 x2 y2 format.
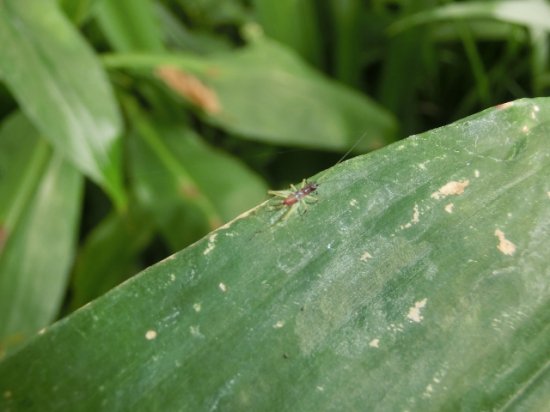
268 189 293 198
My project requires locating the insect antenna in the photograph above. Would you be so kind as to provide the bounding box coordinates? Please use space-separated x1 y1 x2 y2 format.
334 133 368 167
266 132 369 223
314 132 368 183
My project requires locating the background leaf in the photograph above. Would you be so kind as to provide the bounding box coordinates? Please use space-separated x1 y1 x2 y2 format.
0 0 124 208
69 207 154 310
0 98 548 410
58 0 99 25
252 0 322 66
0 113 83 357
390 0 550 34
95 0 164 52
104 37 397 151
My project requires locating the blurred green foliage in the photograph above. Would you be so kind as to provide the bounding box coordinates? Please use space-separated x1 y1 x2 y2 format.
0 0 549 355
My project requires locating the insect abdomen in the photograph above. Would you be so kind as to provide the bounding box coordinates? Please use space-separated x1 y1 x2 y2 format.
280 182 318 206
268 180 319 221
282 196 299 206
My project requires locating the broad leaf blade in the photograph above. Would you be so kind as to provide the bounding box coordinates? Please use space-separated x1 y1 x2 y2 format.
0 0 124 208
0 114 83 356
104 38 397 151
203 38 396 150
252 0 323 66
58 0 98 25
390 0 550 34
94 0 164 52
0 98 548 410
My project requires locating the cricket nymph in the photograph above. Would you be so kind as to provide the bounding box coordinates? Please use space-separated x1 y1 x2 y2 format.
268 179 319 221
267 134 365 222
281 181 318 206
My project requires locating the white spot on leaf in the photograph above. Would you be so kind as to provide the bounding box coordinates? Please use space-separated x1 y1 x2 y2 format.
193 303 202 313
145 330 157 340
444 203 454 213
273 320 285 329
401 204 420 229
431 180 469 200
496 101 513 110
190 325 204 338
369 338 380 348
387 323 404 333
203 233 218 255
360 251 373 262
412 204 420 223
422 383 434 398
219 282 227 292
495 229 516 256
407 298 428 323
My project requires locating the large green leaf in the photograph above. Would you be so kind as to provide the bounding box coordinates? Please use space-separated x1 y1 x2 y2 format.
0 0 124 208
252 0 323 66
103 37 397 151
390 0 550 34
94 0 164 52
0 98 548 410
0 113 83 357
58 0 99 24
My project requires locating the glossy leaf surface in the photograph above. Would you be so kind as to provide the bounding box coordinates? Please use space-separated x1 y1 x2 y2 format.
104 38 397 151
0 98 548 410
0 0 124 207
0 113 83 356
391 0 550 34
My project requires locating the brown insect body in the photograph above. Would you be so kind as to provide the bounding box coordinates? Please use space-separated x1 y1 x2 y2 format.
268 179 319 221
267 135 366 223
282 182 319 206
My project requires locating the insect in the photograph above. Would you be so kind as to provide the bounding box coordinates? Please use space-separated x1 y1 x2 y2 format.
268 179 319 220
267 135 366 222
